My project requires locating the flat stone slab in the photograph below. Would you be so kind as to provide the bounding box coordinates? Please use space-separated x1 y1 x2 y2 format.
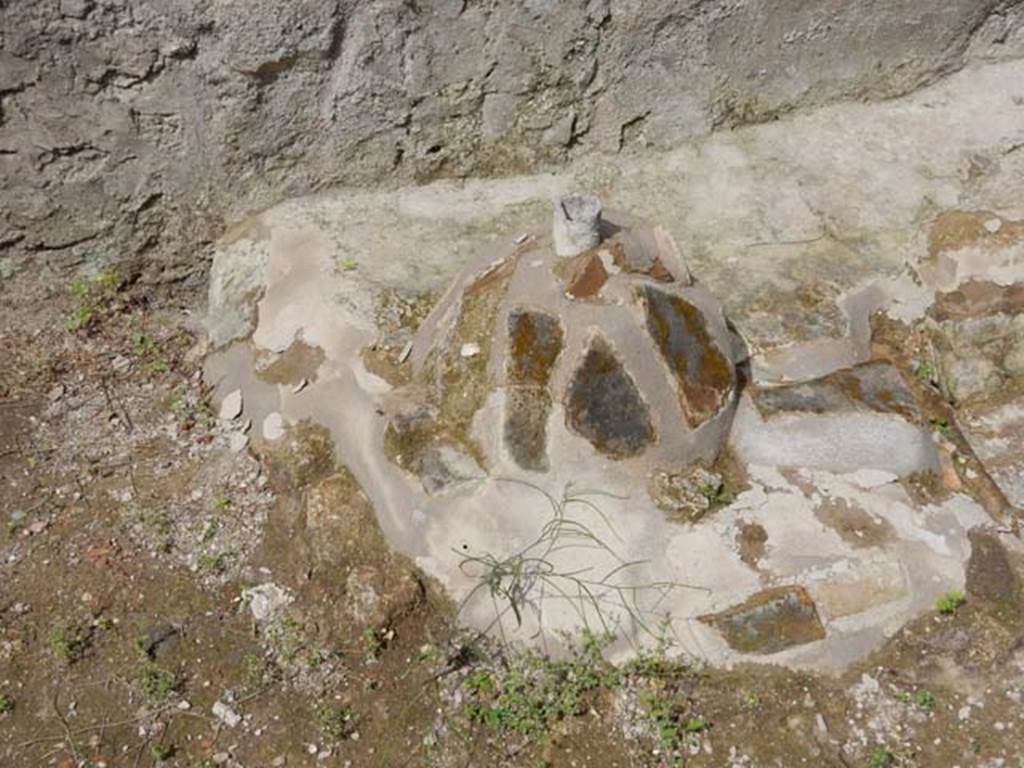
700 586 826 655
730 361 940 477
960 398 1024 508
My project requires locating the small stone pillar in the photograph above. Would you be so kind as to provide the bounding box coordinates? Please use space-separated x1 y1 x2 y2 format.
552 194 602 257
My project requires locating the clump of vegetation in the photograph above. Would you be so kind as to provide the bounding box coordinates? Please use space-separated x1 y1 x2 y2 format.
868 748 894 768
48 620 93 665
137 659 180 704
0 693 14 714
896 688 935 711
936 590 965 615
150 742 175 761
313 700 357 743
66 269 123 332
460 633 621 737
242 652 279 690
197 550 234 575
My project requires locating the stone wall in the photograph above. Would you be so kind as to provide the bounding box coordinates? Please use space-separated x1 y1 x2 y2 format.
2 0 1022 282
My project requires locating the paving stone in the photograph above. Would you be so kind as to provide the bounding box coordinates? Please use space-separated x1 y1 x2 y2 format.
701 586 826 655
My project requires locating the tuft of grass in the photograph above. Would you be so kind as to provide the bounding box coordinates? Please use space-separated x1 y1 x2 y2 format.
313 700 357 743
66 269 123 332
150 743 175 761
457 481 705 642
48 620 93 665
936 590 965 616
868 748 893 768
0 693 14 714
137 660 179 704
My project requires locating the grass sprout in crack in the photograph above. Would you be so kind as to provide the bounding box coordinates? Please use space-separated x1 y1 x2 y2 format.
456 480 708 644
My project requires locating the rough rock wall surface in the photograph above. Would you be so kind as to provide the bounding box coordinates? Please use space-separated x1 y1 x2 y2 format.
2 0 1023 282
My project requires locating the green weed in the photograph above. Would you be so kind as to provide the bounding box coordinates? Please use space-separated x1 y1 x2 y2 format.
936 590 965 615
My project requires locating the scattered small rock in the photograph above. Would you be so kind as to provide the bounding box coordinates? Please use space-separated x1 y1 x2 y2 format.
212 700 242 728
219 389 243 421
263 412 286 441
242 582 294 623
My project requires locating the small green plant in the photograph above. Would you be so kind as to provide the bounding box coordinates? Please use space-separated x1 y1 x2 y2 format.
197 551 234 575
929 417 953 438
131 333 169 374
868 748 893 768
913 689 935 710
914 360 937 385
66 270 122 332
0 693 14 714
936 590 965 615
341 258 359 272
242 652 278 689
461 632 620 737
313 700 356 743
49 620 92 664
150 743 175 761
137 660 179 704
212 494 231 512
361 627 384 658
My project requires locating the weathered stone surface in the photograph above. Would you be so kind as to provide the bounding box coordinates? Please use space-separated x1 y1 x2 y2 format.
608 229 674 282
966 528 1020 604
565 336 655 459
504 309 563 471
730 361 940 477
2 1 1017 280
506 310 563 387
959 399 1024 508
926 281 1024 404
640 285 734 427
701 586 826 655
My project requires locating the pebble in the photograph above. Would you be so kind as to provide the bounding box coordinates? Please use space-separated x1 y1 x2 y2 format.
460 342 481 358
984 218 1003 233
263 412 286 441
291 378 309 394
212 700 242 728
219 389 243 421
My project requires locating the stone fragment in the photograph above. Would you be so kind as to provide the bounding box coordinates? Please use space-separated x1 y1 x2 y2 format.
608 229 674 282
562 251 608 299
345 564 425 630
219 389 243 420
730 361 940 477
552 195 602 257
640 285 734 426
243 583 294 623
228 431 249 453
565 336 655 458
925 281 1024 403
701 586 826 655
649 465 724 522
212 700 242 728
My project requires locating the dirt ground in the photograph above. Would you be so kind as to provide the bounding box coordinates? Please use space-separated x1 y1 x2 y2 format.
2 267 1024 768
